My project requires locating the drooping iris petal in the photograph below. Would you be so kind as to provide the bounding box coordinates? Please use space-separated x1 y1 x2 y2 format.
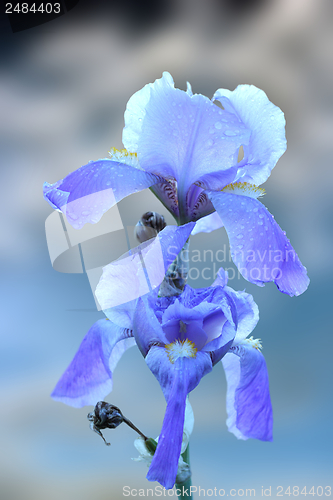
145 347 212 489
222 345 273 441
43 158 162 229
123 72 247 195
192 211 224 235
223 288 259 345
208 191 309 296
213 84 286 186
95 223 195 311
51 320 135 408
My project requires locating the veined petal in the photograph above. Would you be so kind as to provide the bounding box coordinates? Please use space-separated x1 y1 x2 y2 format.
222 345 273 441
146 349 212 488
51 320 135 408
95 223 195 311
213 85 286 185
43 158 162 229
123 72 246 193
208 190 309 296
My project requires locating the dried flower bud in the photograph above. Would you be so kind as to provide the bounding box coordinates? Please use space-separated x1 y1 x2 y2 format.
87 402 124 445
135 211 167 243
87 401 148 446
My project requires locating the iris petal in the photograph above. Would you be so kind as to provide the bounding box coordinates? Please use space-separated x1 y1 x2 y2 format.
213 84 286 186
192 211 224 235
145 348 212 488
51 320 135 408
95 223 195 312
222 345 273 441
43 159 162 229
209 191 309 296
123 72 245 194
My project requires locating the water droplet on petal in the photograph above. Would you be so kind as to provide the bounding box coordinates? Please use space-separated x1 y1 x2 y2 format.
70 214 78 220
253 207 258 213
224 130 237 137
82 210 91 216
206 139 214 147
214 121 222 129
237 233 243 239
259 213 264 219
237 244 243 249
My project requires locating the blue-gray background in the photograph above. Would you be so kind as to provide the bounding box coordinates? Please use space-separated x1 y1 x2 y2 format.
1 1 332 499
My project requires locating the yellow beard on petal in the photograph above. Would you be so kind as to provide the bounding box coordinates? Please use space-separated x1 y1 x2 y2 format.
165 339 198 364
240 336 263 350
108 147 140 168
222 182 265 199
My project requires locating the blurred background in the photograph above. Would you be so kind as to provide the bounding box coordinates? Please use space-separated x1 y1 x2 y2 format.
1 0 332 499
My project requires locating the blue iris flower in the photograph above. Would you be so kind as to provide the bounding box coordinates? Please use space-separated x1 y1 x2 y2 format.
51 269 272 490
43 72 308 296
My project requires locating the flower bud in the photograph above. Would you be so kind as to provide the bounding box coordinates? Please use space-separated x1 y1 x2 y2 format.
135 212 166 243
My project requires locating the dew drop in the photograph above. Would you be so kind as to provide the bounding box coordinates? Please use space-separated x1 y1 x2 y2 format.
259 213 264 219
206 139 213 147
209 127 215 134
237 244 244 250
214 121 222 129
82 210 91 216
250 237 254 241
70 214 78 220
253 207 258 213
258 221 263 225
237 233 243 239
224 130 237 137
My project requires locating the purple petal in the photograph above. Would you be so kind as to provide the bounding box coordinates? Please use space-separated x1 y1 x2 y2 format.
223 288 259 345
222 346 273 441
213 85 286 186
95 223 195 311
192 211 224 235
51 319 135 408
209 191 309 296
133 297 168 357
123 72 247 193
145 348 212 488
43 159 161 229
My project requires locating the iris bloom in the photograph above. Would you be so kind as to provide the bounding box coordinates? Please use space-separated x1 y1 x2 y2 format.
43 72 308 296
51 269 272 489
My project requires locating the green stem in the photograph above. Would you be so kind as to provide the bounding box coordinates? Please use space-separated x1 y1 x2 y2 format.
175 444 192 500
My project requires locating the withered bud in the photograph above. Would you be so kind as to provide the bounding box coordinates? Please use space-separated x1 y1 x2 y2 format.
135 211 167 243
87 402 124 446
87 401 148 446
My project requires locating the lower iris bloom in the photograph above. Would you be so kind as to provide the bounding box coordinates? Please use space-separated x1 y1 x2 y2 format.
51 269 272 489
43 72 308 296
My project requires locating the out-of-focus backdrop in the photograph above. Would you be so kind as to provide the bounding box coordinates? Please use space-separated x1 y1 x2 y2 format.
1 1 332 499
